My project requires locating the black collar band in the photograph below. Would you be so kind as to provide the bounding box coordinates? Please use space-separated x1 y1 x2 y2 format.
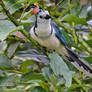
34 25 53 39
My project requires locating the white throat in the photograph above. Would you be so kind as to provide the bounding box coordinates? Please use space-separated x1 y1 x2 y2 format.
35 19 51 38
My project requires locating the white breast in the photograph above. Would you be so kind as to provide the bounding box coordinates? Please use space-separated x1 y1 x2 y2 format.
30 26 61 49
35 23 51 37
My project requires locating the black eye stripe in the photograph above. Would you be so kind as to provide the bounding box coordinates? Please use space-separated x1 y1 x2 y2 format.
40 16 43 18
39 15 51 19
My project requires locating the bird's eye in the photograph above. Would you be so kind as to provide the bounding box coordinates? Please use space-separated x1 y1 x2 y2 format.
40 16 43 18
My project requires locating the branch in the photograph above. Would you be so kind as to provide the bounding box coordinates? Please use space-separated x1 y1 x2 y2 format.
0 0 19 26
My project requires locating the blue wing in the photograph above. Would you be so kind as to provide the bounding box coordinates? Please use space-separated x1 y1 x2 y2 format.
51 21 67 46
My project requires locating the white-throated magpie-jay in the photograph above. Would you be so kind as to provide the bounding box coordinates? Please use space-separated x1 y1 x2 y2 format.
29 8 92 77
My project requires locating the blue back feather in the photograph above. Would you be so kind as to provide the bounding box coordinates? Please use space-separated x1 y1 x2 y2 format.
51 21 67 46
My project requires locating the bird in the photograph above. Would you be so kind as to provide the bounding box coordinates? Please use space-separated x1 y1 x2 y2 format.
29 7 92 77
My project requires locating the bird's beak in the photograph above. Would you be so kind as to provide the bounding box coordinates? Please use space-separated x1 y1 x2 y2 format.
45 15 51 19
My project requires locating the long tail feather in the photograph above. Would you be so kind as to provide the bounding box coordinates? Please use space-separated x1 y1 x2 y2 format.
65 46 92 77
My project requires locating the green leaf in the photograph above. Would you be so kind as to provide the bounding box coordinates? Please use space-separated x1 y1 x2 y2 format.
0 41 7 54
56 76 65 86
49 52 74 87
0 70 4 75
38 82 50 92
62 14 87 25
20 60 35 73
60 30 78 48
83 57 92 64
57 87 63 92
87 6 92 20
0 75 14 87
5 90 25 92
15 49 49 64
0 20 16 41
27 79 42 83
16 0 40 4
0 55 12 69
79 4 89 18
13 76 21 85
5 0 23 14
87 33 92 40
42 67 65 87
85 40 92 47
30 86 47 92
0 13 7 20
0 88 3 92
70 2 82 16
42 67 52 82
16 0 31 4
21 72 45 82
7 42 20 58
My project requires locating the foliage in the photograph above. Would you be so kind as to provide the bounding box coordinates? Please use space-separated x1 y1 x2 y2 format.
0 0 92 92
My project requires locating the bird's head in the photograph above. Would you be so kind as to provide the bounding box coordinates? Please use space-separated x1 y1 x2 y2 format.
30 4 51 24
37 10 51 23
30 3 40 15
